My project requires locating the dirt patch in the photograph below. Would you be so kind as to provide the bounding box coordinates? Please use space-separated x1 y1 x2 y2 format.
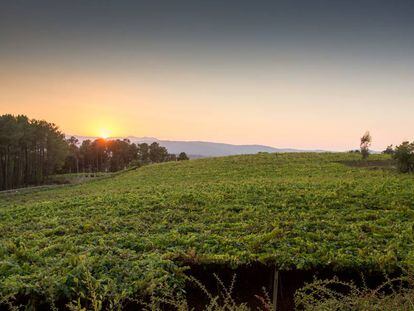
338 159 396 169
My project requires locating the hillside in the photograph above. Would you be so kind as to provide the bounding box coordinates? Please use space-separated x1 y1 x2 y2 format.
73 136 320 157
1 153 414 307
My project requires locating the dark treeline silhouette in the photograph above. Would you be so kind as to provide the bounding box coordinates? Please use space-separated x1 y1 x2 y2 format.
0 114 189 190
0 114 67 190
64 137 186 173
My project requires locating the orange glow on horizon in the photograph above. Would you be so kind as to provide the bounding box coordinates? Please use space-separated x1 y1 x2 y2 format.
1 61 414 151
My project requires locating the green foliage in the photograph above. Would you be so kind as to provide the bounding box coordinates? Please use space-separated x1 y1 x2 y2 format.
1 152 414 307
393 141 414 173
149 142 170 163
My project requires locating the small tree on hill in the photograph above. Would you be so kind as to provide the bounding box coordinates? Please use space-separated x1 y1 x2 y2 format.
137 143 150 165
382 145 394 155
149 142 169 163
177 152 189 161
360 131 372 159
393 141 414 173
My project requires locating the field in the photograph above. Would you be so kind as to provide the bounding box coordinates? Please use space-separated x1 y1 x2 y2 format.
1 153 414 308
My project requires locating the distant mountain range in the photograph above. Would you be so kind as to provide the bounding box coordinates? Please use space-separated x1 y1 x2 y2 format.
71 136 325 158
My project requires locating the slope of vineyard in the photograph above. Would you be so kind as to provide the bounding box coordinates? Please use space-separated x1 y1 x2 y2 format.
1 153 414 304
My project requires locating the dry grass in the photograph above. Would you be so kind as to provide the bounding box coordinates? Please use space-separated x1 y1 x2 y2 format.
295 272 414 311
141 274 272 311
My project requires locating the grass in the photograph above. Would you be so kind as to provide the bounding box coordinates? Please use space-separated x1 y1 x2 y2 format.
0 172 115 196
1 152 414 308
47 172 114 185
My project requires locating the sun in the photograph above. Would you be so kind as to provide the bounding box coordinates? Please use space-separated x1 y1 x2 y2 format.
99 130 110 139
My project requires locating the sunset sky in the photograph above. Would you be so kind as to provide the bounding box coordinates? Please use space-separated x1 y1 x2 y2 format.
1 1 414 151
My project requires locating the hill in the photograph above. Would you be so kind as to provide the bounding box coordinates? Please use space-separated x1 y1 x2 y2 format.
73 135 322 157
0 153 413 308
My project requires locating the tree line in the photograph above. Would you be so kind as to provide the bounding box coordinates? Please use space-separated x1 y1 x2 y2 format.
0 114 67 190
2 115 414 190
0 114 189 190
64 137 189 174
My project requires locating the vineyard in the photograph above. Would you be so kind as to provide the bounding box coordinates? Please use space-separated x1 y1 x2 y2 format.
1 152 414 308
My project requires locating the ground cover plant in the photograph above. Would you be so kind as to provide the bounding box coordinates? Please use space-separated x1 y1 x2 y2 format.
1 152 414 309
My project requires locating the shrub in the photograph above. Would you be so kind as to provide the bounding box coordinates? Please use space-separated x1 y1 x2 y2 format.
177 152 189 161
295 273 414 311
393 141 414 173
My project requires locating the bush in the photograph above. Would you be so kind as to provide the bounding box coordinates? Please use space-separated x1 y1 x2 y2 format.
295 273 414 311
393 141 414 173
177 152 189 161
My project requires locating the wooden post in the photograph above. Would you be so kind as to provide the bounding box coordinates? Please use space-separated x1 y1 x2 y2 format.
273 268 279 311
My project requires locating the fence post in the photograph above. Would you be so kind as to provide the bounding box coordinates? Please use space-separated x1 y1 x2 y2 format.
273 267 279 311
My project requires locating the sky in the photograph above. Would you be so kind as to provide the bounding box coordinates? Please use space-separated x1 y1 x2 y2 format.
1 0 414 151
